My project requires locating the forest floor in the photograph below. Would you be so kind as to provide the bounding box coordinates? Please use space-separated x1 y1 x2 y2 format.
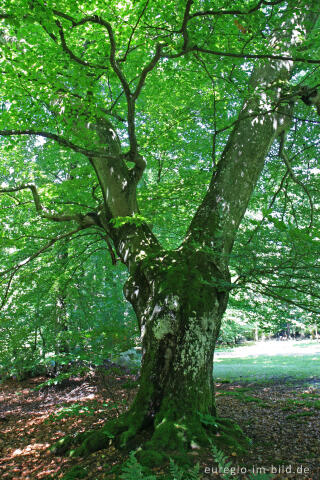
0 364 320 480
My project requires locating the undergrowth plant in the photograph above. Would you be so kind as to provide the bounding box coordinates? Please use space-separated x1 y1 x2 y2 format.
120 452 156 480
120 445 273 480
210 444 272 480
169 458 200 480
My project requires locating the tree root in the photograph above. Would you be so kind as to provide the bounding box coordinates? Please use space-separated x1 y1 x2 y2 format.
50 428 114 457
50 409 147 457
50 407 250 468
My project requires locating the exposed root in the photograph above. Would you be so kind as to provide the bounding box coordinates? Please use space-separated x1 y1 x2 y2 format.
50 428 114 457
50 407 149 457
136 412 251 467
50 406 250 469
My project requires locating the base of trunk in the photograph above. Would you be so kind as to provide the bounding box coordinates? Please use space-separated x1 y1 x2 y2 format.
50 403 251 468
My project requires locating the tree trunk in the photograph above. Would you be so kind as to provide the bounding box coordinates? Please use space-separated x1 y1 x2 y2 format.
122 248 230 452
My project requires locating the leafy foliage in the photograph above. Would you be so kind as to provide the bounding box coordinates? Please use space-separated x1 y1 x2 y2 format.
120 452 156 480
0 0 319 377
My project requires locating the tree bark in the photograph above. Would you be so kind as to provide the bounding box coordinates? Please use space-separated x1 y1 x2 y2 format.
58 65 298 464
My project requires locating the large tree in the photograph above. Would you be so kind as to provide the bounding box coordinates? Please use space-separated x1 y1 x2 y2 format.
1 0 320 464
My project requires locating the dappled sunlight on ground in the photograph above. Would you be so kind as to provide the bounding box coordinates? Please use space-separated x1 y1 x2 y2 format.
1 350 320 479
0 370 135 479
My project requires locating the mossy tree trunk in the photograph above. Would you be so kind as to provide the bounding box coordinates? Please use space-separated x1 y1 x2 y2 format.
110 57 294 454
122 248 230 445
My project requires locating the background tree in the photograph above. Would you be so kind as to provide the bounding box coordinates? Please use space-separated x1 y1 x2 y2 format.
1 0 320 465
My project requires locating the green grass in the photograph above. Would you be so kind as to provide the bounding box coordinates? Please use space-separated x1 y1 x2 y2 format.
214 340 320 382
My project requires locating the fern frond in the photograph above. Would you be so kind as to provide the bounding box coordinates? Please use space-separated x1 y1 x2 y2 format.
120 452 156 480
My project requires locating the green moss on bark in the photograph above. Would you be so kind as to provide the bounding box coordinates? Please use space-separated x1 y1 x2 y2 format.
69 430 112 457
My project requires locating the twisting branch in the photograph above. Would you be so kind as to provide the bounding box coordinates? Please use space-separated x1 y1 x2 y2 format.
52 11 163 161
55 12 139 158
56 21 108 70
0 227 83 310
57 14 132 98
0 184 81 223
0 184 109 231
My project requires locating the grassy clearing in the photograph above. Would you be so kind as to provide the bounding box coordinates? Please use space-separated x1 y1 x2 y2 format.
214 340 320 382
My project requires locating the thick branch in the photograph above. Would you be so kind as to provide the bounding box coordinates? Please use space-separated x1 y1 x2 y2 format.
180 0 194 51
0 129 116 159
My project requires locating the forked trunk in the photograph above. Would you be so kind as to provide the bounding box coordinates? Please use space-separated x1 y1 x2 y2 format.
50 5 318 464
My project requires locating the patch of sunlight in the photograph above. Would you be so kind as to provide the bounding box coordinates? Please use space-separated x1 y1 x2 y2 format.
12 443 50 456
215 340 320 359
214 340 320 382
